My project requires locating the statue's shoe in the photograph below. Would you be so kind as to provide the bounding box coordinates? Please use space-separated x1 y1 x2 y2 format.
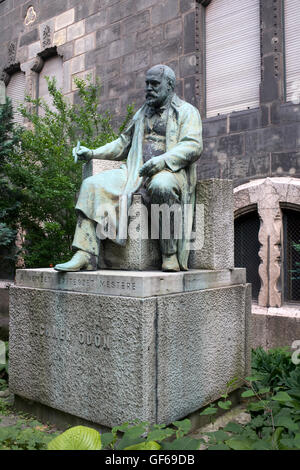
162 254 180 272
54 250 98 272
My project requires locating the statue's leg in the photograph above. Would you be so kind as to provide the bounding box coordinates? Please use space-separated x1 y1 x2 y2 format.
54 212 98 272
147 170 182 272
72 212 99 257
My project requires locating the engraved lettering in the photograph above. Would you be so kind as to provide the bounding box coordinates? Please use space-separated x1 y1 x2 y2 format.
79 332 85 344
94 335 101 347
103 335 110 350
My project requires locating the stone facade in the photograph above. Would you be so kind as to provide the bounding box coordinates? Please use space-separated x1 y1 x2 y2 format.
0 0 299 182
1 0 300 340
0 0 201 122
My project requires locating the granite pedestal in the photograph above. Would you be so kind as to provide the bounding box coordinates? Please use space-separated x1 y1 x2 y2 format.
9 268 251 428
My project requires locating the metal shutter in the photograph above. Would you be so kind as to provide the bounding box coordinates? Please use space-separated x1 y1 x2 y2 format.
285 0 300 103
206 0 260 117
39 56 63 111
6 71 26 125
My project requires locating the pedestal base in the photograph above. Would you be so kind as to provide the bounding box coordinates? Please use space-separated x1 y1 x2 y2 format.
9 268 251 428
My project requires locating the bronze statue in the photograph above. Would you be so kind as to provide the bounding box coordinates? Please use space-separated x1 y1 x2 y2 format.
54 65 203 273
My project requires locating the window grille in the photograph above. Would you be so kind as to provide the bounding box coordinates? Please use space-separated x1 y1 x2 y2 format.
283 209 300 302
234 211 261 299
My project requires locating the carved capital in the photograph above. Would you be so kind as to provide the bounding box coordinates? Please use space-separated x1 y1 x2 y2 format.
31 56 44 73
197 0 212 6
0 70 10 86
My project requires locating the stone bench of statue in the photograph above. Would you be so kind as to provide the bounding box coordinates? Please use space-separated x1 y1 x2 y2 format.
54 65 234 273
83 159 234 271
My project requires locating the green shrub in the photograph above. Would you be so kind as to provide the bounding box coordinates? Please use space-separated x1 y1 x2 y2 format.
0 99 20 276
201 347 300 450
4 75 133 269
0 420 58 450
47 420 202 451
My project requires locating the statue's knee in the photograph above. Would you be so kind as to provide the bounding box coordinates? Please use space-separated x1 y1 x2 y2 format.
149 171 174 194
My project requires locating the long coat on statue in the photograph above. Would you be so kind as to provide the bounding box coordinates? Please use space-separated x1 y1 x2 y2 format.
76 94 203 270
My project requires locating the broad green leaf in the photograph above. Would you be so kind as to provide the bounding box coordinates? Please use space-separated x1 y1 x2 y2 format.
147 428 175 442
124 440 161 451
172 419 192 436
241 389 256 398
272 392 293 402
251 440 273 450
218 400 232 410
223 422 244 434
274 416 299 432
225 438 254 450
116 424 147 450
161 437 201 450
101 433 115 449
245 376 261 382
200 407 218 416
258 387 270 395
48 426 102 450
247 400 269 412
212 430 229 441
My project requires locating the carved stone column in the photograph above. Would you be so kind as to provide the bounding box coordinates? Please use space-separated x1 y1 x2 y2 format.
256 182 282 307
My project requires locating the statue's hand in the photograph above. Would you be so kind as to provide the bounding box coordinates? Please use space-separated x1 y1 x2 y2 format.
72 145 93 162
139 156 166 178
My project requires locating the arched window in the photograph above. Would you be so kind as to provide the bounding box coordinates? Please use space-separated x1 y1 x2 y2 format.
205 0 260 117
6 71 26 125
234 210 261 300
284 0 300 103
283 208 300 302
38 55 63 112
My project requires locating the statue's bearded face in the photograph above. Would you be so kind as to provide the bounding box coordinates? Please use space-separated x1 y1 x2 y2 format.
145 71 172 108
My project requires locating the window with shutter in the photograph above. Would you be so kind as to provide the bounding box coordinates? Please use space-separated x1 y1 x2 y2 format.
6 71 26 125
205 0 260 117
38 56 63 112
284 0 300 103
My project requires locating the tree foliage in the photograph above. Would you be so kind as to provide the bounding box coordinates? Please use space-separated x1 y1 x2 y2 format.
4 75 133 269
0 99 21 277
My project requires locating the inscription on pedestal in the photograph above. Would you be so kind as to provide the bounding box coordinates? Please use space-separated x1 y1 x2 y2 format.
30 323 110 350
15 268 247 298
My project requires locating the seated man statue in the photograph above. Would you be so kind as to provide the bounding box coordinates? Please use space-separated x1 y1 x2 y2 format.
54 64 203 273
